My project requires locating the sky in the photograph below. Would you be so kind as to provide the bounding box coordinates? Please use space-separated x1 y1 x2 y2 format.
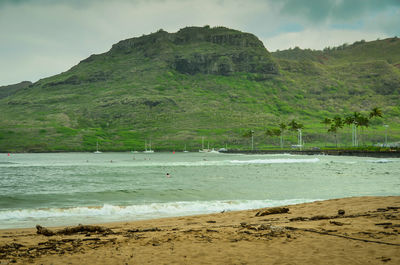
1 0 400 86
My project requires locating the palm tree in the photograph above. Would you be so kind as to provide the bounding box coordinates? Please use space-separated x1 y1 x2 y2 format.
369 107 382 119
288 119 304 147
328 116 343 148
322 118 332 127
357 114 370 146
334 116 344 128
348 112 362 146
266 128 282 147
243 129 255 150
278 122 287 149
265 128 275 140
369 107 383 145
344 115 354 126
322 118 332 147
356 115 369 128
344 114 355 147
288 119 301 131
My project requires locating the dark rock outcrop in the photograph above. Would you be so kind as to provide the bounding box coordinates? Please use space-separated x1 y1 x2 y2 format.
109 26 278 76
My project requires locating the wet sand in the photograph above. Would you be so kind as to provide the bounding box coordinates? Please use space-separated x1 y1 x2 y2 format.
1 196 399 264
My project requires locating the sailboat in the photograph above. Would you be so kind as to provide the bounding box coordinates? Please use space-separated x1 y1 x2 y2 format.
183 144 189 153
199 137 212 152
94 140 102 154
209 148 219 154
143 139 154 153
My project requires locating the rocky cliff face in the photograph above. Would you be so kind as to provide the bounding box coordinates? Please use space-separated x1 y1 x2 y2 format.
108 26 278 76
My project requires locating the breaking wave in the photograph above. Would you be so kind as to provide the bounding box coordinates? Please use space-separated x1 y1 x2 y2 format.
229 158 320 164
0 198 317 229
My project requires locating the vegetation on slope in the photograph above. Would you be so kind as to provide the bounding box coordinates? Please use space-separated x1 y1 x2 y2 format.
0 27 399 152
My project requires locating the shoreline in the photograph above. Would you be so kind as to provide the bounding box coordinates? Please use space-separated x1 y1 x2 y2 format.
1 196 399 264
223 149 400 158
3 149 400 158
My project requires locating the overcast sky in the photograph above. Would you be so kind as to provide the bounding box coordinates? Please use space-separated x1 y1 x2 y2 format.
1 0 399 86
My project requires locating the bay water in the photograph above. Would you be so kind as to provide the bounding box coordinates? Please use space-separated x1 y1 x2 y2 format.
0 152 399 229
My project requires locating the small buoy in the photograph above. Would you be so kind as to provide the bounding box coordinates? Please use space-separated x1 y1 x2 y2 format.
173 151 175 154
7 153 10 156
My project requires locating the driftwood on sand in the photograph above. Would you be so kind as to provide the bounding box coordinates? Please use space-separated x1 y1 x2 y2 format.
36 224 114 236
255 207 289 216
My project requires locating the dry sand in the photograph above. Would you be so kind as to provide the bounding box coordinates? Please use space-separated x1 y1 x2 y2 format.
1 196 399 265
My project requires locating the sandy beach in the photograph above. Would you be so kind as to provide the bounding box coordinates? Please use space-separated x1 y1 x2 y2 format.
1 196 399 264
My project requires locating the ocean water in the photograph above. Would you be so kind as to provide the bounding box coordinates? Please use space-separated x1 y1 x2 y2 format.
0 152 399 229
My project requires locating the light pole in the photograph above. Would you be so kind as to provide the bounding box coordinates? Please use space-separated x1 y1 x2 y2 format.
354 122 358 147
384 125 389 147
251 130 254 151
298 129 302 151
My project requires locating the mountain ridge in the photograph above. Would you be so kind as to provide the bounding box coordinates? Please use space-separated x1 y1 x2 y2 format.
0 26 399 152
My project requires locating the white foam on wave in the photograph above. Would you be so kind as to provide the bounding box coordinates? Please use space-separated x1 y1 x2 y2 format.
0 198 317 229
0 154 312 168
140 158 320 167
220 153 294 157
0 159 309 168
366 159 393 163
229 158 320 164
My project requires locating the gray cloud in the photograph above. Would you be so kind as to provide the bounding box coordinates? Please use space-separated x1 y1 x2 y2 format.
280 0 400 23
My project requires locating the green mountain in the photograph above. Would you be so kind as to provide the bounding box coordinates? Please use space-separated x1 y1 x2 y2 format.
1 26 399 152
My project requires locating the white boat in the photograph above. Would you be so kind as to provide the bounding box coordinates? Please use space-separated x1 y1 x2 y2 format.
209 148 219 154
198 138 219 153
218 145 228 152
199 137 210 152
94 141 102 154
143 140 154 153
183 144 189 153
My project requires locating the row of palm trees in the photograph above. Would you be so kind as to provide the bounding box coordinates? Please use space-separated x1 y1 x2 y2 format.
246 107 383 150
265 119 304 149
322 107 383 147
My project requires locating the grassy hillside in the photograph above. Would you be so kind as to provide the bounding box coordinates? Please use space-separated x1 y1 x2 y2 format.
0 27 399 152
